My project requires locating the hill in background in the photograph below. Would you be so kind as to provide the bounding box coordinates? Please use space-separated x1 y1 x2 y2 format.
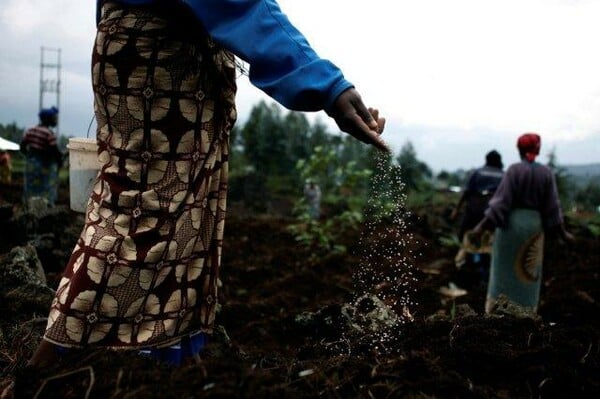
564 163 600 186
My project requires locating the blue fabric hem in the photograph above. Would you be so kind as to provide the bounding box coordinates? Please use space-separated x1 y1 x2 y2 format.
54 332 209 367
142 332 208 366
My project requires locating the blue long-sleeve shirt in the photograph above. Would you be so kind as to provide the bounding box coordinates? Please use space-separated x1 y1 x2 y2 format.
96 0 353 112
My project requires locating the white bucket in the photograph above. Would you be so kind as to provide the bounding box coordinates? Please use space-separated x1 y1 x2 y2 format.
67 137 101 213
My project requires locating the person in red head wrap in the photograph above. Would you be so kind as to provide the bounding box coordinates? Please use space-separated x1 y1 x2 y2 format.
473 132 574 315
517 133 541 163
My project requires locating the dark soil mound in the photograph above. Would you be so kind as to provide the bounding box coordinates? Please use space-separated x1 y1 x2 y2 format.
1 183 598 398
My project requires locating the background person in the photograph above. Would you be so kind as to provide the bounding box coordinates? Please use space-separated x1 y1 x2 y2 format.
304 179 322 220
451 150 504 284
0 150 12 185
474 133 574 313
20 106 63 206
452 150 504 240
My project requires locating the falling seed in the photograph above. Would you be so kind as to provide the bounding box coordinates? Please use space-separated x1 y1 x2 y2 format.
344 152 420 353
203 383 215 391
298 369 315 377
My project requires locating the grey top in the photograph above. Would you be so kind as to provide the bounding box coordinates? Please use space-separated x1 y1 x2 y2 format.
485 160 563 229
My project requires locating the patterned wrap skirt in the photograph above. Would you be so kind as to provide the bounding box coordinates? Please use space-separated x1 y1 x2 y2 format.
486 209 544 313
44 1 237 350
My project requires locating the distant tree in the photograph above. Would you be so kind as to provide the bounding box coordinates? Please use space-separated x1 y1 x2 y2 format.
546 147 574 208
396 141 432 192
233 101 349 210
283 111 311 166
437 170 450 180
574 181 600 211
0 122 24 143
229 125 242 155
241 101 287 176
228 100 394 212
228 125 249 179
240 101 320 178
437 170 462 187
308 119 334 149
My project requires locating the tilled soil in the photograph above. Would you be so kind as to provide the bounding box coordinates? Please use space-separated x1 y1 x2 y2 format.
0 182 598 398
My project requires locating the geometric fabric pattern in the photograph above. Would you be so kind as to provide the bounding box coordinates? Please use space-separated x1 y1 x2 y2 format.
44 1 237 349
514 232 544 283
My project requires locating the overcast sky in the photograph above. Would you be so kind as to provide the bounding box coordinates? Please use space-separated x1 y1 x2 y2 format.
1 0 599 172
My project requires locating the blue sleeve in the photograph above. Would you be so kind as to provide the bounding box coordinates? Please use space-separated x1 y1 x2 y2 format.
98 0 353 112
183 0 353 112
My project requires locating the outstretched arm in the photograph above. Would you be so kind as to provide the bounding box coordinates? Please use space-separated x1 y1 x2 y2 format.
182 0 389 150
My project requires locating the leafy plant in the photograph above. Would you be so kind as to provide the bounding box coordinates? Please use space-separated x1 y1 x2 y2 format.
287 210 362 259
586 214 600 238
289 146 372 257
438 234 461 249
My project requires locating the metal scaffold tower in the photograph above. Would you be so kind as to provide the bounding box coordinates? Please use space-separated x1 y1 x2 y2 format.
39 46 62 135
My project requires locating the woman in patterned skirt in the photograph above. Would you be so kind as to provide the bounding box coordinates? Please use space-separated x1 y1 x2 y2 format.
24 0 389 370
474 133 574 313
